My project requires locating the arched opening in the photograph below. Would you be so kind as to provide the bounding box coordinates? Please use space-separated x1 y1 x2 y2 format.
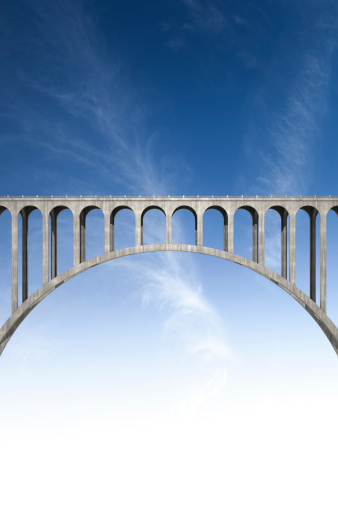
234 206 258 261
1 245 338 358
0 207 11 320
111 207 135 250
18 206 42 303
172 206 197 245
141 207 166 245
50 207 73 278
296 206 319 302
79 207 104 262
265 207 288 277
203 207 227 250
326 208 338 322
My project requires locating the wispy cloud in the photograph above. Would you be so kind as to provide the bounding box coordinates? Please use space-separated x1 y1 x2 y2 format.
244 14 338 195
1 0 231 404
118 251 231 414
181 0 227 35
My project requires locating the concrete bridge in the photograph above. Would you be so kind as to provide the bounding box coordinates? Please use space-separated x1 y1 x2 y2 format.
0 195 337 356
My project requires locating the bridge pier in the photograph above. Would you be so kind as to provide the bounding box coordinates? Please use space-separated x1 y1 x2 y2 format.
310 209 317 302
166 214 172 244
252 210 258 263
281 209 288 279
73 212 80 266
136 213 142 246
11 211 18 312
43 211 49 285
228 212 234 254
289 212 296 285
320 212 327 313
197 213 203 246
50 209 58 278
259 212 265 265
21 208 32 302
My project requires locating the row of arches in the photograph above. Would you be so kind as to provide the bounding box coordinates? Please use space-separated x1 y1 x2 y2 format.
1 202 338 319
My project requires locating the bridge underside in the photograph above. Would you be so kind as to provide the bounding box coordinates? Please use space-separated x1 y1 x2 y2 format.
1 245 337 356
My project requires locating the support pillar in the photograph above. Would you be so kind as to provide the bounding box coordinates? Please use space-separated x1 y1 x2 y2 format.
104 212 111 254
252 211 258 263
110 213 114 251
320 211 327 313
11 211 18 312
51 210 57 278
281 210 288 279
21 208 29 302
196 213 203 246
73 213 80 266
42 211 49 285
166 213 172 244
289 212 296 285
80 211 86 262
135 213 142 246
228 212 234 254
259 212 265 265
310 210 317 302
224 213 228 251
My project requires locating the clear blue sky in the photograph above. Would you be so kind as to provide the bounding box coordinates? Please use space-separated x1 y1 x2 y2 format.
1 1 338 506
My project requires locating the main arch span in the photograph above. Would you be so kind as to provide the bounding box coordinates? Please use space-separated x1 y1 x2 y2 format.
0 195 337 356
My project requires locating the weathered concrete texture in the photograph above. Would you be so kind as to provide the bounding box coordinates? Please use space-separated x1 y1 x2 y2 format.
0 244 337 357
0 195 338 355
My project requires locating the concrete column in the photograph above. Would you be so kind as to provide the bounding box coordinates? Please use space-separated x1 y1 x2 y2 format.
252 211 259 263
281 209 288 279
104 212 110 254
21 209 29 302
42 211 49 285
135 213 142 246
11 211 18 312
228 212 234 254
197 213 203 246
166 213 172 244
258 212 265 265
289 212 296 285
320 211 327 313
110 213 114 251
310 210 317 302
224 213 228 251
51 210 57 278
80 211 86 262
73 213 80 266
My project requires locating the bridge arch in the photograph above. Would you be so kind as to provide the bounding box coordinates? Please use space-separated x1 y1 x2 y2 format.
79 206 104 262
0 244 337 356
141 206 166 245
18 205 43 303
234 205 259 262
265 206 289 278
172 206 197 245
50 206 73 279
110 206 135 251
203 206 228 251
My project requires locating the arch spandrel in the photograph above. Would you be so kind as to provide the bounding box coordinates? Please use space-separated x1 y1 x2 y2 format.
0 206 9 217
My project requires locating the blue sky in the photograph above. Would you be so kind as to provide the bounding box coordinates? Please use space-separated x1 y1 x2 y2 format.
1 1 338 505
